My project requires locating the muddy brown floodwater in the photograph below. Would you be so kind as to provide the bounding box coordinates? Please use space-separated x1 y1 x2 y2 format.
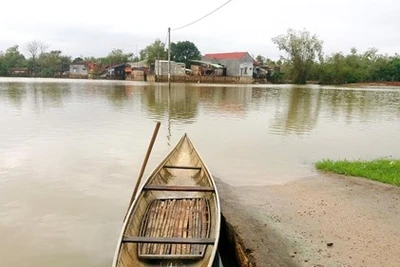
217 174 400 267
1 79 400 266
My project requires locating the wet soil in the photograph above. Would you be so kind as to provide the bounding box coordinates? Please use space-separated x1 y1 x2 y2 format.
216 173 400 267
347 81 400 87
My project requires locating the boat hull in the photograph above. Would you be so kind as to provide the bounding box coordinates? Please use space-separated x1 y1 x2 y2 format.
112 134 221 267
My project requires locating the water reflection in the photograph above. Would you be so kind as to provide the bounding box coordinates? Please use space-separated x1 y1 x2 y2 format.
2 81 400 137
0 83 27 107
142 84 199 123
315 88 400 124
270 87 320 135
199 86 251 118
30 83 71 112
7 83 26 107
105 85 132 108
249 85 400 135
1 81 400 137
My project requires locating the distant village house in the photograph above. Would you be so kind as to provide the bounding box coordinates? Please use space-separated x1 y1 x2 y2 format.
189 60 225 76
127 60 149 81
69 62 88 78
8 68 30 77
202 52 255 77
103 63 127 80
154 60 186 76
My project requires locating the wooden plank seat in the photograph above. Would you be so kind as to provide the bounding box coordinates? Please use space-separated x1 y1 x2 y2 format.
135 198 211 260
122 236 215 244
163 165 202 170
143 184 215 192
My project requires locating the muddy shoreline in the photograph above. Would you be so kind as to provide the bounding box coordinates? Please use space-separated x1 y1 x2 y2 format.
216 174 400 266
346 81 400 87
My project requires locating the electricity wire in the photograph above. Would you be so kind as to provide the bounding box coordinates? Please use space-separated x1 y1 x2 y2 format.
164 30 169 46
171 0 232 31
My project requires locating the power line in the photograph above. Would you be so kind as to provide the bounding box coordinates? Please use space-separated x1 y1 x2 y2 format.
172 0 232 31
164 30 169 46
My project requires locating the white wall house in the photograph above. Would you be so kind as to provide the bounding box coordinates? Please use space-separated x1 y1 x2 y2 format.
154 60 186 76
202 52 255 77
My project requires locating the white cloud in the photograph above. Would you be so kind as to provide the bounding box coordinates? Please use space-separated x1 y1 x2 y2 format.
1 0 399 60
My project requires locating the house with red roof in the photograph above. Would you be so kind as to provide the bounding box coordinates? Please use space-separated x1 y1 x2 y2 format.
202 52 256 77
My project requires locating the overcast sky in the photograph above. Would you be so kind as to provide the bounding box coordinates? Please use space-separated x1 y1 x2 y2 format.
1 0 399 60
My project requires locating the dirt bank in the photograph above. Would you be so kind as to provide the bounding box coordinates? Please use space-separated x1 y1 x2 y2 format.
216 173 400 267
216 178 297 267
347 81 400 87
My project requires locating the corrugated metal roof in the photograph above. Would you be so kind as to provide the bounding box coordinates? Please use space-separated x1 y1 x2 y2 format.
190 60 224 68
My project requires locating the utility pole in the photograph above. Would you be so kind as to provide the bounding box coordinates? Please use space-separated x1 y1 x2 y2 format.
136 44 138 68
168 27 171 85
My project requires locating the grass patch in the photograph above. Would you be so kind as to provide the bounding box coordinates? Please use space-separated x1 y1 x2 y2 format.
315 159 400 186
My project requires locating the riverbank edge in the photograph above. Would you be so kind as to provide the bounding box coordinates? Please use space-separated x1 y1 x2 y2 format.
2 76 400 87
315 159 400 186
215 177 297 267
216 173 400 266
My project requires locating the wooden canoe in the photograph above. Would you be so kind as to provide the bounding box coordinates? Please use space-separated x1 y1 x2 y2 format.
112 133 221 267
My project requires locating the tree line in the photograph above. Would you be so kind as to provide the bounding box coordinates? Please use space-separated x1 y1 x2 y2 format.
0 40 201 77
269 28 400 84
1 33 399 84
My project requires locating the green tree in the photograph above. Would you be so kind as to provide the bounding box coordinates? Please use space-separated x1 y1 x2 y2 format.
132 56 140 62
255 55 278 66
73 57 84 63
170 41 201 68
369 55 390 81
317 47 393 84
255 55 265 65
375 57 400 81
272 28 323 84
140 39 167 65
0 45 27 76
265 58 278 66
25 40 48 76
106 49 133 65
0 51 4 75
38 50 71 77
319 52 347 84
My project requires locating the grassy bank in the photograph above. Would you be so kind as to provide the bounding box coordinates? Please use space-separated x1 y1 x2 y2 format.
315 159 400 186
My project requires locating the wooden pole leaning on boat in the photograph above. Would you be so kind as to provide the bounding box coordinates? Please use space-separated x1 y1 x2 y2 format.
124 121 161 222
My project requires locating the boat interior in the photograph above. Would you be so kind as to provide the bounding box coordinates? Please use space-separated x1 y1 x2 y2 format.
115 135 220 267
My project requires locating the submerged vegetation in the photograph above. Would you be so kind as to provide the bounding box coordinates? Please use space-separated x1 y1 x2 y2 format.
315 159 400 186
